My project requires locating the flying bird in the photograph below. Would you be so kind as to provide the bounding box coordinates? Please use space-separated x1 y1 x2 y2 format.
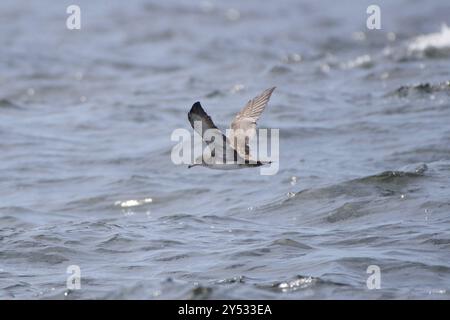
188 87 276 170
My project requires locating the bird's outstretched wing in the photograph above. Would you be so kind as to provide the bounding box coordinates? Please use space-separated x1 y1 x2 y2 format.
188 101 242 163
229 87 276 160
188 102 224 146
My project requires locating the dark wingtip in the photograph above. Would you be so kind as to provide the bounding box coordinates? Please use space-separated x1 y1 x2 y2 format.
189 101 206 118
191 101 202 113
188 102 201 121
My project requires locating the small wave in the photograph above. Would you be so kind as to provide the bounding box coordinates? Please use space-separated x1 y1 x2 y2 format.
340 54 373 70
357 163 428 182
157 213 204 223
301 163 426 199
270 238 313 250
389 146 450 164
27 252 69 264
215 275 247 284
155 253 190 262
408 24 450 56
0 98 23 109
186 285 214 299
326 200 372 223
139 239 184 251
390 81 450 97
257 164 429 223
205 89 224 98
269 65 293 75
257 275 318 293
99 233 134 246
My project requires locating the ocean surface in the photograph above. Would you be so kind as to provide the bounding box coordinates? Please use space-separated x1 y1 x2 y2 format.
1 0 450 299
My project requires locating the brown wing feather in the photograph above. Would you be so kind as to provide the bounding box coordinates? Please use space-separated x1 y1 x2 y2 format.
229 87 276 160
232 87 276 125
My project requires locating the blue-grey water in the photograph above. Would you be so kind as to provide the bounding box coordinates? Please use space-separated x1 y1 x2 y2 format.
1 0 450 299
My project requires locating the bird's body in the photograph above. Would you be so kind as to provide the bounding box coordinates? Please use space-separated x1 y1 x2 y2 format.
200 163 249 170
187 87 276 170
190 159 266 170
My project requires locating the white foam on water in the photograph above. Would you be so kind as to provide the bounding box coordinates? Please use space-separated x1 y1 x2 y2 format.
408 24 450 52
114 198 153 208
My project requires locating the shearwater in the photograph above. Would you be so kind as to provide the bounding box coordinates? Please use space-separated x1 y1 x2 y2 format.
187 87 276 170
